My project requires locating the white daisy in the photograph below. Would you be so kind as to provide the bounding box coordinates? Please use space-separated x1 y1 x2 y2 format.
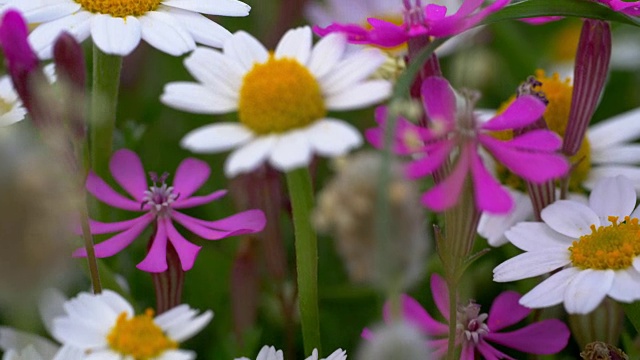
3 0 250 58
493 175 640 314
235 346 347 360
161 26 391 177
0 76 26 127
52 290 213 360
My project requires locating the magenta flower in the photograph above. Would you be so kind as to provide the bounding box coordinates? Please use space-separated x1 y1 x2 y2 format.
598 0 640 16
313 0 508 48
366 76 569 213
75 149 267 273
363 274 570 359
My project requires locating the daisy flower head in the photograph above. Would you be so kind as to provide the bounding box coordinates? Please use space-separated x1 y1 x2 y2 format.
4 0 250 58
493 175 640 314
367 75 569 214
75 149 266 273
161 26 392 177
235 346 346 360
362 274 570 359
52 290 213 360
313 0 508 49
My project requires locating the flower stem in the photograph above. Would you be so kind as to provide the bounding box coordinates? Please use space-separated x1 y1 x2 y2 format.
90 45 122 176
285 167 321 355
446 277 458 360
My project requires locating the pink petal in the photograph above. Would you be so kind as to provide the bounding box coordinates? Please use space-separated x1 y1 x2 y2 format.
421 144 470 211
361 328 373 341
505 129 562 151
172 157 211 199
479 135 569 183
430 274 450 321
405 140 454 179
364 18 409 47
172 190 227 209
165 219 202 271
85 214 154 235
366 107 431 155
425 4 447 20
73 216 152 258
382 295 448 336
421 76 456 125
520 16 564 25
86 171 142 211
109 149 147 201
453 0 484 17
136 221 169 273
469 150 513 214
486 291 530 332
481 95 546 131
460 343 475 360
194 209 266 232
171 211 240 240
476 341 515 360
484 319 570 354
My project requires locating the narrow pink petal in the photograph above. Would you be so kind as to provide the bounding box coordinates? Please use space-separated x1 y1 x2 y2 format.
192 209 266 232
421 144 470 211
73 216 152 258
172 157 211 199
86 171 142 211
165 219 202 271
86 214 154 235
484 319 570 354
476 341 514 360
469 150 513 214
505 129 562 151
481 95 546 131
109 149 147 201
136 221 169 273
460 343 476 360
480 135 569 183
382 295 448 336
405 140 454 179
364 18 408 47
172 190 227 209
486 291 530 332
430 274 450 321
366 106 430 155
171 211 239 240
453 0 484 17
425 4 447 20
421 76 456 125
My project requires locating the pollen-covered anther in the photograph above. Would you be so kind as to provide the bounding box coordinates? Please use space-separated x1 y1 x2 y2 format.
75 0 161 17
569 216 640 270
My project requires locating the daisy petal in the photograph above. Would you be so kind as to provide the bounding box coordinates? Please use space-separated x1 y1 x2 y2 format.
305 119 362 156
588 107 640 149
493 249 570 282
586 166 640 194
139 10 195 56
164 7 231 49
224 31 268 71
325 80 391 110
588 175 637 220
52 318 105 348
165 310 213 342
225 135 277 177
10 0 81 23
184 47 243 93
161 82 236 114
172 157 210 199
29 12 92 59
0 328 58 359
109 149 147 201
478 189 534 247
268 131 312 172
180 123 253 153
519 267 580 308
320 48 386 95
608 268 640 302
541 200 600 238
274 27 311 64
505 222 575 251
591 145 640 164
308 33 347 79
564 269 614 314
90 14 141 56
162 0 251 17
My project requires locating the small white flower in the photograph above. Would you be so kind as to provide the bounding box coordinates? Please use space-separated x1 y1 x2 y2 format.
161 26 391 177
493 175 640 314
3 0 250 58
52 290 213 360
235 346 346 360
0 76 26 127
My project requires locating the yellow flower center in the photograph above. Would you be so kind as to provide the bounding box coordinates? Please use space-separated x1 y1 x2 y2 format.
75 0 161 17
107 309 177 359
238 55 326 134
569 216 640 270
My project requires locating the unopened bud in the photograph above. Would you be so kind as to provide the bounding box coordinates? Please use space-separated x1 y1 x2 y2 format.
580 341 628 360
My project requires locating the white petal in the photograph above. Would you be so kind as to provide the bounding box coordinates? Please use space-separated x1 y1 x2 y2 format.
184 47 243 97
52 318 106 348
180 123 253 153
586 166 640 195
154 305 194 328
540 200 600 238
304 119 362 157
319 48 386 95
164 7 231 48
325 79 391 110
608 268 640 302
85 350 121 360
223 31 268 71
165 310 213 342
505 222 574 251
225 135 277 177
38 288 67 337
308 33 348 79
90 14 141 56
139 10 195 56
588 175 637 221
564 269 614 314
588 107 640 149
28 11 92 59
154 349 194 360
305 349 318 360
519 267 580 308
478 189 533 247
591 144 640 165
274 27 312 65
99 290 134 318
0 327 58 359
161 82 236 114
268 131 313 171
162 0 251 16
52 345 85 360
493 249 571 282
0 107 27 127
9 0 80 23
634 257 640 272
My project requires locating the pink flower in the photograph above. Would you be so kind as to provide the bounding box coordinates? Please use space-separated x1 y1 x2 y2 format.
598 0 640 16
75 149 267 273
313 0 509 48
363 274 570 359
366 76 569 213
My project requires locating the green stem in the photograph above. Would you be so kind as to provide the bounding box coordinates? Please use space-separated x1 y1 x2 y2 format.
446 278 458 360
285 167 321 354
90 45 122 176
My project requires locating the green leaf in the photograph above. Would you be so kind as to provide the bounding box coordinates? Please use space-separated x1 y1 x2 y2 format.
622 301 640 333
483 0 640 27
